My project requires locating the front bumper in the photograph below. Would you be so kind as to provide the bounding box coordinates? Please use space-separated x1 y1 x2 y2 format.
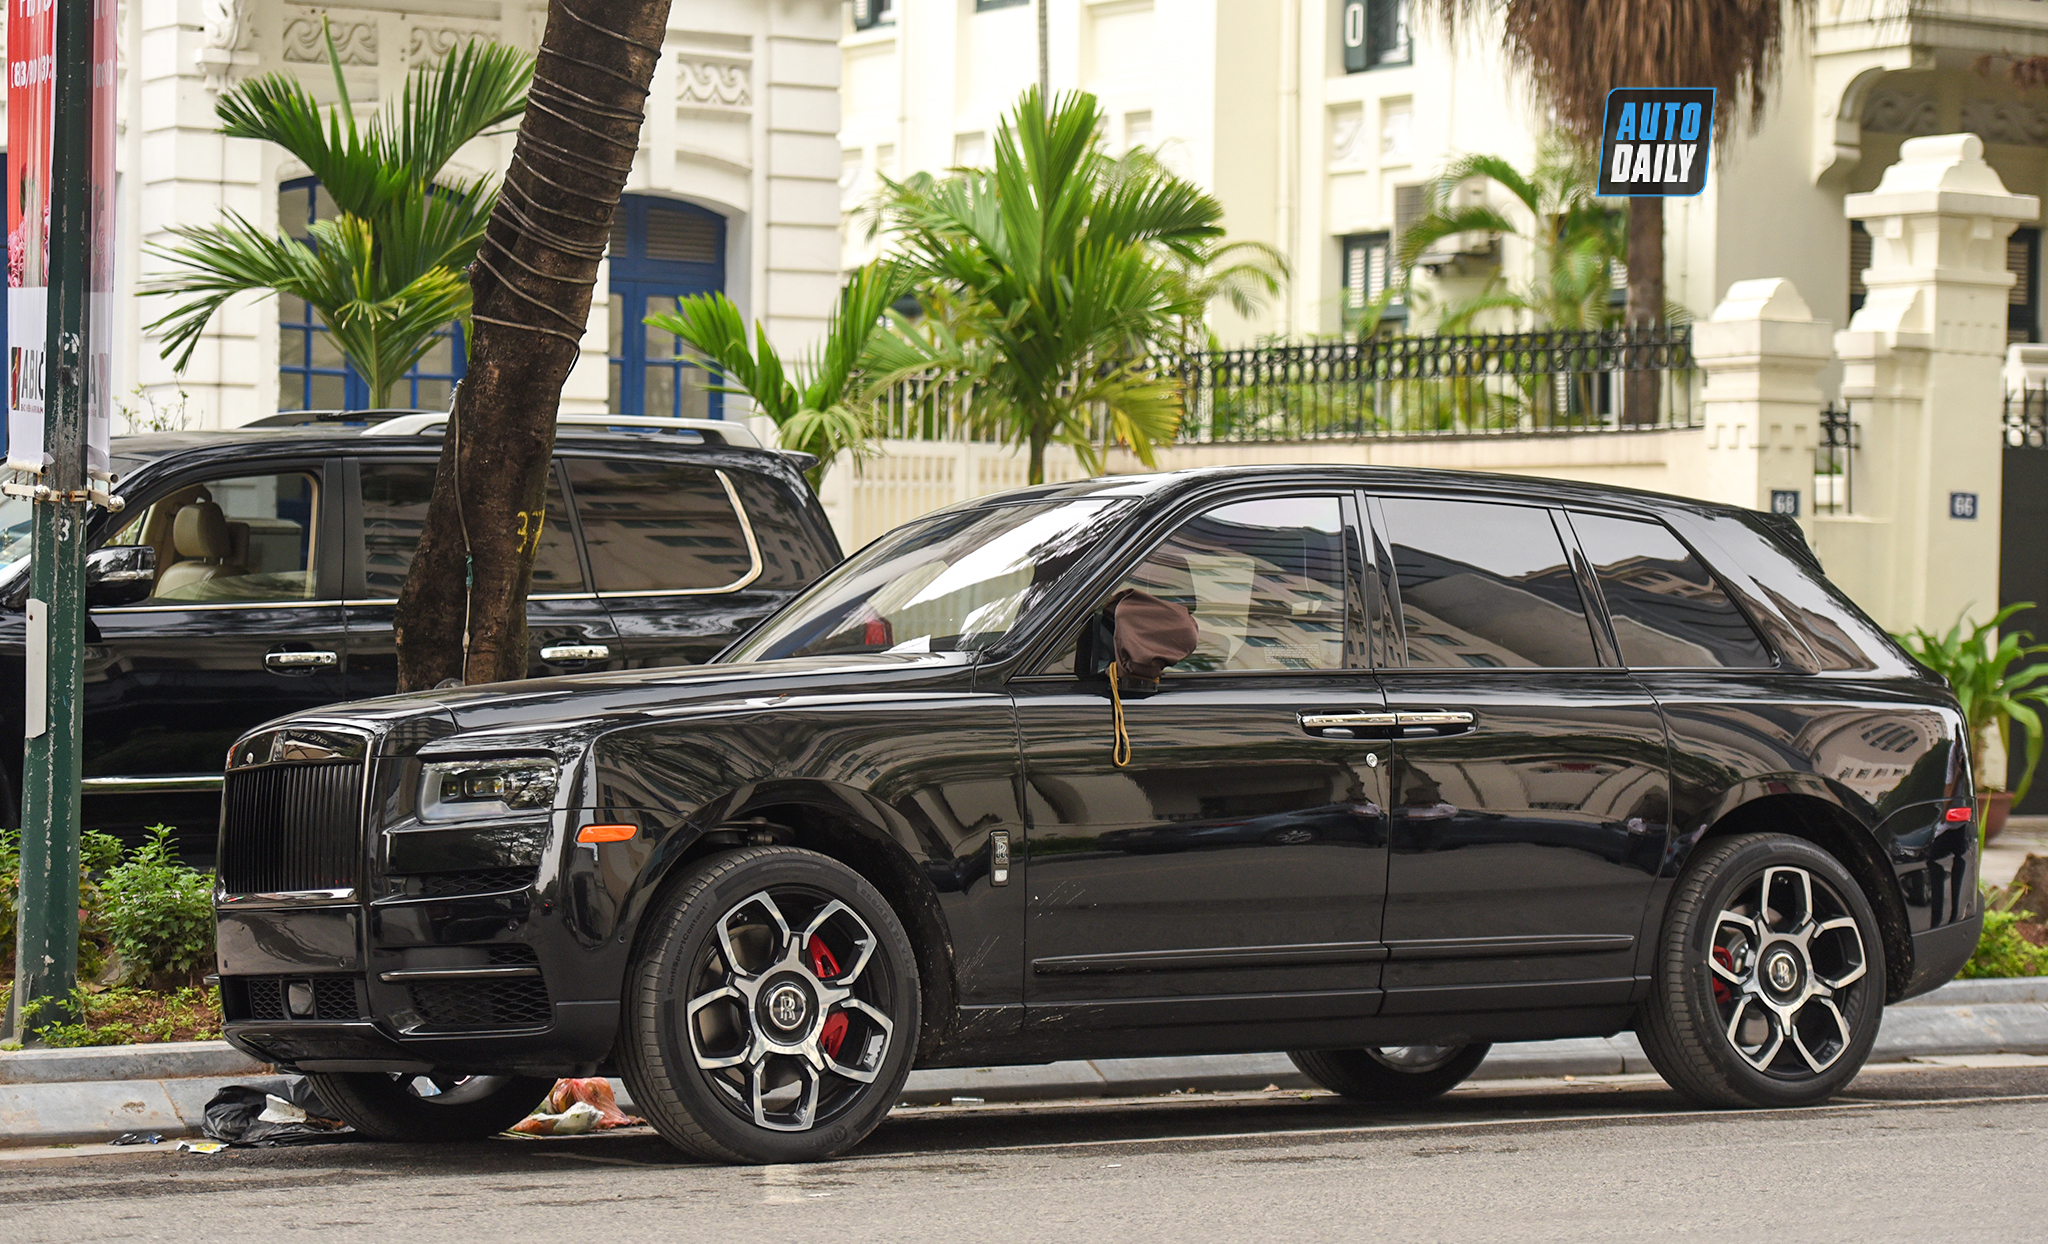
216 894 624 1078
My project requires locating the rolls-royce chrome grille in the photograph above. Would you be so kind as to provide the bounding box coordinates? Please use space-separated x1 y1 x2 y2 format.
220 727 369 896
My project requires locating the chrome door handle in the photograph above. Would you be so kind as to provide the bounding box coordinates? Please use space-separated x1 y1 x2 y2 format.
265 650 337 671
1300 710 1397 740
1300 711 1397 730
541 644 610 663
1396 710 1476 736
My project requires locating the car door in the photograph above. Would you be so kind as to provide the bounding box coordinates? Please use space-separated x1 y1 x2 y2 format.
81 460 348 843
1366 493 1671 1016
1012 491 1392 1040
342 457 622 696
562 455 804 668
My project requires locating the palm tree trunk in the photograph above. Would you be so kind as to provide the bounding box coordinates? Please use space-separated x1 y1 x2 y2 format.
1029 431 1048 486
1622 196 1663 427
393 0 668 690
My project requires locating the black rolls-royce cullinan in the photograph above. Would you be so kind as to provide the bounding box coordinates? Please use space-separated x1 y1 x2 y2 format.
214 466 1980 1164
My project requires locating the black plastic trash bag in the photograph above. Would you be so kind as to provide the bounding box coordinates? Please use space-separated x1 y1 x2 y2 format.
200 1080 353 1147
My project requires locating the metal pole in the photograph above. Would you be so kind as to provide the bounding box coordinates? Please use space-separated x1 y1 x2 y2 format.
10 0 93 1040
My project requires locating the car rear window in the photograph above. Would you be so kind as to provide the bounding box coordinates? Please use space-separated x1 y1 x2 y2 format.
1378 496 1600 669
565 459 755 593
1569 511 1773 668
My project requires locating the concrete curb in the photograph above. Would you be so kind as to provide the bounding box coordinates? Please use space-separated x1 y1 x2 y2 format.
3 976 2044 1146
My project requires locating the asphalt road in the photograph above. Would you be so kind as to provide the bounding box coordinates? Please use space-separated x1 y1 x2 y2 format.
5 1060 2046 1242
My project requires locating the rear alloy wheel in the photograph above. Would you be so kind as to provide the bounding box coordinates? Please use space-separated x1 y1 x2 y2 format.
1637 833 1886 1108
1286 1043 1490 1102
620 846 920 1164
304 1071 552 1142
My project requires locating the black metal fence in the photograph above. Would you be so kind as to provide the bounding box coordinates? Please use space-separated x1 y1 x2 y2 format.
2007 385 2048 448
1815 403 1857 515
1175 327 1698 442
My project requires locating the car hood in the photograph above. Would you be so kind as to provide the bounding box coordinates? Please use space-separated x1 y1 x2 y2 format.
281 650 983 745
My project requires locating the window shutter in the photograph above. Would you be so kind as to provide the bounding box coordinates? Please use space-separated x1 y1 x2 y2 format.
645 206 722 264
1847 220 1870 317
1369 0 1411 66
1341 2 1368 73
854 0 881 31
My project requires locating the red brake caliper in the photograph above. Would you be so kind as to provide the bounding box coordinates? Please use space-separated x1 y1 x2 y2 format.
807 937 849 1059
1712 946 1736 1006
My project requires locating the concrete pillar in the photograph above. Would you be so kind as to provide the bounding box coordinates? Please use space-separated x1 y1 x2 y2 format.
1827 133 2037 634
1693 277 1835 528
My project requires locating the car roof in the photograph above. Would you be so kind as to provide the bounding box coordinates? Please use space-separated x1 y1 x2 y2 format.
108 426 805 477
947 463 1762 523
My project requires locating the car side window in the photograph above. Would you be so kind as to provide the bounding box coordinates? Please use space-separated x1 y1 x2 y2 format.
1378 496 1600 669
723 468 827 589
1040 495 1350 675
565 459 757 594
105 471 323 605
358 462 582 598
1570 511 1773 668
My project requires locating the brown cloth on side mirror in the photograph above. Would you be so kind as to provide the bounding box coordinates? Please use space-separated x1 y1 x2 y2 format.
1112 589 1199 689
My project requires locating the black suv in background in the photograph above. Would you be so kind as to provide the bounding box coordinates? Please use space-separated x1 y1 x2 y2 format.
0 415 840 849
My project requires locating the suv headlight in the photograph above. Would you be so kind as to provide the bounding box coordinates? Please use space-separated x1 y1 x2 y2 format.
420 758 559 821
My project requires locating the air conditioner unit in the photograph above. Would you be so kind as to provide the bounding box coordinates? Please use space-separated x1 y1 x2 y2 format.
1414 179 1501 270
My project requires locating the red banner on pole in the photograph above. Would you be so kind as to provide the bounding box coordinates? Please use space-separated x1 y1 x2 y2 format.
8 0 56 471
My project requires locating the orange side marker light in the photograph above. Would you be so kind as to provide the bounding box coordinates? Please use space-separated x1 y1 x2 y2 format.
577 823 637 843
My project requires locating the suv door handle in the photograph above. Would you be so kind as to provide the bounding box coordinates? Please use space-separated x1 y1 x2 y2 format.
1300 711 1397 738
1396 710 1476 736
265 650 337 672
541 644 610 664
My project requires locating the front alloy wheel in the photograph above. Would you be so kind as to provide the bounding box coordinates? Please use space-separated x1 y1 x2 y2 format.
621 846 919 1163
1638 833 1885 1108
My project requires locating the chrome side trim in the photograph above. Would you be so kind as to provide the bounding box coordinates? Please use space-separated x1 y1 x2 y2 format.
216 888 357 907
376 966 543 982
1396 710 1477 727
92 598 336 614
82 774 224 793
1299 711 1398 729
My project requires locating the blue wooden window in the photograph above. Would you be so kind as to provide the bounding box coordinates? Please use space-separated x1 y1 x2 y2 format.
606 195 726 419
276 176 465 412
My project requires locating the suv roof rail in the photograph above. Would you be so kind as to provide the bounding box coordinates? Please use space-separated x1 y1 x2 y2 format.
249 408 437 428
361 412 763 448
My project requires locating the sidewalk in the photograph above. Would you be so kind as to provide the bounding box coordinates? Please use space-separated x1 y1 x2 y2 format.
4 976 2046 1146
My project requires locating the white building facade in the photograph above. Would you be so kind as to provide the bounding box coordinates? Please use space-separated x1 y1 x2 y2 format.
839 0 2048 355
13 0 843 431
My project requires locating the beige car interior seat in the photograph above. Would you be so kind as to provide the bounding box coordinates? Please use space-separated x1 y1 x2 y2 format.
153 492 248 595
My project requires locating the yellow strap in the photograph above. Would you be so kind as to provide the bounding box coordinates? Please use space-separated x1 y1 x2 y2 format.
1110 662 1131 768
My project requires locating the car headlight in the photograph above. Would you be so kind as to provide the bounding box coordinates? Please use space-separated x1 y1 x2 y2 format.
419 758 559 821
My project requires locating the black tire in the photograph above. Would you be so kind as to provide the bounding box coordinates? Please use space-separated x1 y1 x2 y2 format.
1286 1044 1491 1102
618 845 920 1164
303 1072 552 1142
1636 833 1886 1109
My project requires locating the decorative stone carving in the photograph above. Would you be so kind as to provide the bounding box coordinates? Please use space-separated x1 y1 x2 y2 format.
408 26 486 63
678 58 749 109
1961 98 2048 147
1861 89 1938 136
283 16 377 66
1329 104 1367 165
195 0 254 91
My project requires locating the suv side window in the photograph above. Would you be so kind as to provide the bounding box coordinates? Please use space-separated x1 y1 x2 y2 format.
565 458 757 594
1039 495 1351 675
723 468 827 589
108 471 323 604
358 461 583 597
1569 511 1773 668
1378 495 1599 668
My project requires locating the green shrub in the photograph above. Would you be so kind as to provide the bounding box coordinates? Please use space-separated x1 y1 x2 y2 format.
1960 884 2048 979
18 985 221 1047
1 825 124 983
98 825 214 990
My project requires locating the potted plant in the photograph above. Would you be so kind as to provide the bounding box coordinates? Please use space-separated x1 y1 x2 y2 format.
1896 603 2048 841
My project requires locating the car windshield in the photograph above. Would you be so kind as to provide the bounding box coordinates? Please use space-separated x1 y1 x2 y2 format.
725 497 1131 661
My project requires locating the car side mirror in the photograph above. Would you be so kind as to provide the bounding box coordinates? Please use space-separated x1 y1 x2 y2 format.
85 545 156 609
1079 589 1198 693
